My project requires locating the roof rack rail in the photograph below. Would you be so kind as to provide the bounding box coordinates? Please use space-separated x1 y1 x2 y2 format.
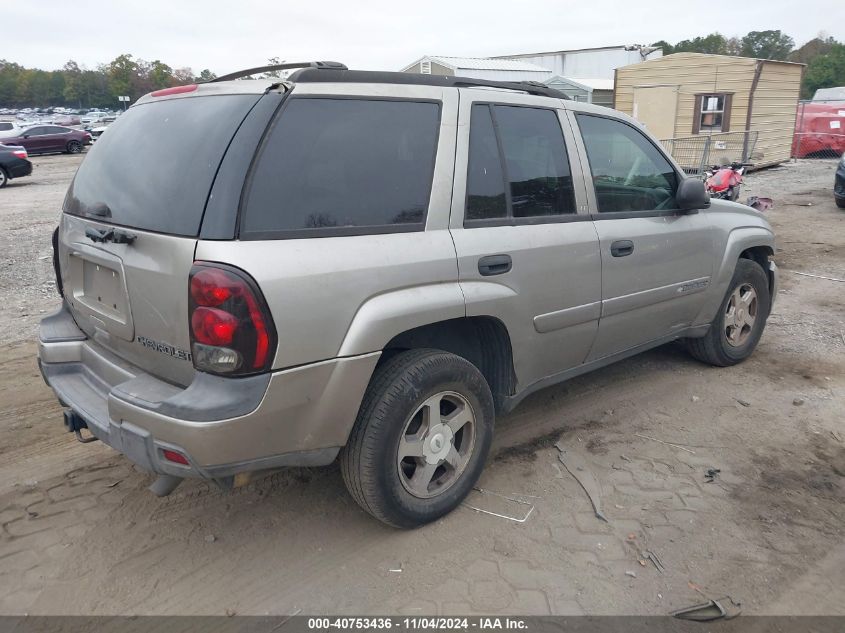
454 78 568 99
286 68 569 99
210 61 347 83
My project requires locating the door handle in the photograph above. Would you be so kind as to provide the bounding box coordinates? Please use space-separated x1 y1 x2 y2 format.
610 240 634 257
478 254 512 276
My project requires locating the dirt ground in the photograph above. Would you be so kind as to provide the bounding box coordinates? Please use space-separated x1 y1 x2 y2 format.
0 154 842 616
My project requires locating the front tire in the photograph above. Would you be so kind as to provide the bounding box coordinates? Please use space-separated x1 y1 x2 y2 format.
836 196 845 210
687 258 771 366
66 140 82 154
341 349 494 528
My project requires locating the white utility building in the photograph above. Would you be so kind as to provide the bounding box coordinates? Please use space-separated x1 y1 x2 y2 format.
400 56 554 83
492 45 662 80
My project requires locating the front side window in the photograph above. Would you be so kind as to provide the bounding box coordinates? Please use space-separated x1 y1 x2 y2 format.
695 93 732 133
465 104 576 224
241 98 441 237
576 114 678 213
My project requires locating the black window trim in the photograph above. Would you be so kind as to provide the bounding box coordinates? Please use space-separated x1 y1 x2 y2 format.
237 94 443 241
463 102 582 228
573 111 686 220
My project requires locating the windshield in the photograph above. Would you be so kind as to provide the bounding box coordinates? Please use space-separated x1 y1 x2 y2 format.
64 94 258 236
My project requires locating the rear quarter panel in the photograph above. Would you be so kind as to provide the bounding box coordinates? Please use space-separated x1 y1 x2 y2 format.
195 83 462 369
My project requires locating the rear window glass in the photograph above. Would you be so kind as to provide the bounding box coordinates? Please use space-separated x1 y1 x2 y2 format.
241 98 440 238
65 95 258 236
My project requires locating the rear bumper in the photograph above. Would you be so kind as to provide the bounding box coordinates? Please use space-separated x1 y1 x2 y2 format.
5 158 32 179
38 304 379 480
835 162 845 199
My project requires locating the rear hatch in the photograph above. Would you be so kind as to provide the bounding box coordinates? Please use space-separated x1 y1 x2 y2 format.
58 91 261 386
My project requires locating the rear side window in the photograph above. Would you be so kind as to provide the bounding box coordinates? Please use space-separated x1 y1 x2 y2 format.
465 104 576 224
466 104 507 221
65 95 259 236
241 98 441 238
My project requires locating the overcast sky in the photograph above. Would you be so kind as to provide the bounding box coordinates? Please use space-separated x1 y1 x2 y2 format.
7 0 843 74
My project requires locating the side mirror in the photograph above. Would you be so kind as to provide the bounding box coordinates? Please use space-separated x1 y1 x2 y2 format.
675 178 710 213
22 134 30 139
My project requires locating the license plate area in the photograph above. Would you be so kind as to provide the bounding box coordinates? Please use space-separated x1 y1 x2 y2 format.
66 246 134 341
79 260 126 320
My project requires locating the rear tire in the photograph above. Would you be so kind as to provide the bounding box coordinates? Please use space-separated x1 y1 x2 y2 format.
341 349 494 528
686 258 771 366
66 140 82 154
836 196 845 209
0 167 7 188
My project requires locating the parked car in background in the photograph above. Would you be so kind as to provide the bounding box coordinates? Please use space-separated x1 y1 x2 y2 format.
86 125 109 140
836 154 845 209
0 121 19 132
0 143 32 188
81 111 109 125
52 115 82 126
0 125 91 155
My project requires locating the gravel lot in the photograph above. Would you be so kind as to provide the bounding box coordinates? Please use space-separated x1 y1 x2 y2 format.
0 153 843 616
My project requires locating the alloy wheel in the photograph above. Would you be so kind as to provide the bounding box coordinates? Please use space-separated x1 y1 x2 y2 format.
724 283 758 347
397 391 476 499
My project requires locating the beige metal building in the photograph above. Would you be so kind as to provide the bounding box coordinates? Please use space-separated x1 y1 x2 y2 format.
614 53 804 167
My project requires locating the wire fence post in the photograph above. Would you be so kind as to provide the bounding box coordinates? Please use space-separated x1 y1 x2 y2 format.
698 135 712 177
793 101 805 161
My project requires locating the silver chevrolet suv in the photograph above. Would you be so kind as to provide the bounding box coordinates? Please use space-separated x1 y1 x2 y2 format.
39 62 778 528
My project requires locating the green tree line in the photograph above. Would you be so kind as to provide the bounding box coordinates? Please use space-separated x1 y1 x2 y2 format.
652 30 845 98
2 35 845 108
0 55 216 109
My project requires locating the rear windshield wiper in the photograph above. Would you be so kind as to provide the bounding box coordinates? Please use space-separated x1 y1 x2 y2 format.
85 226 137 245
87 202 112 218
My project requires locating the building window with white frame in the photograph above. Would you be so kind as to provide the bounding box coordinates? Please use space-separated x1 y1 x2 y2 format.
694 93 732 134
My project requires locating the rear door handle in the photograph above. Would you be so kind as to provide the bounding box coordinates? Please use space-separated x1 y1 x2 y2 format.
478 254 512 276
610 240 634 257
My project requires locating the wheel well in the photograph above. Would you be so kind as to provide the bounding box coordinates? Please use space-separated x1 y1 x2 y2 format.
381 317 516 413
740 246 774 295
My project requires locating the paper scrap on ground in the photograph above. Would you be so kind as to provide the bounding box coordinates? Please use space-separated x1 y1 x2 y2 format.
555 442 608 522
462 487 535 523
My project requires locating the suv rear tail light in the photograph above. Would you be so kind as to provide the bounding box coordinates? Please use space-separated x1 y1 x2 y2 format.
188 263 277 376
162 449 189 465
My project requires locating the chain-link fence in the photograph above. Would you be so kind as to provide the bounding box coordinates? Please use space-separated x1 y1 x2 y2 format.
792 100 845 160
659 131 759 177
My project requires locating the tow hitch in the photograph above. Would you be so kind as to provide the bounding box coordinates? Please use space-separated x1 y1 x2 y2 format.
63 410 99 444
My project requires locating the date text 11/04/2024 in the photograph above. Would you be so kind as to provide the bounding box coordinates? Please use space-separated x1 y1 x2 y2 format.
307 618 528 630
